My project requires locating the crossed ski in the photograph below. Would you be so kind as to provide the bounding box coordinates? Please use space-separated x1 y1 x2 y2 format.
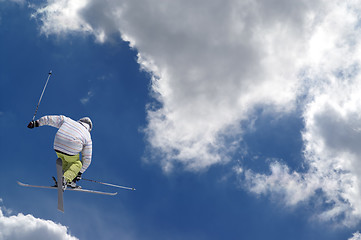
18 159 135 212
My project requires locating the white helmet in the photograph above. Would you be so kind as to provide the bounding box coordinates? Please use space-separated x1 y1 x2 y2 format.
78 117 93 132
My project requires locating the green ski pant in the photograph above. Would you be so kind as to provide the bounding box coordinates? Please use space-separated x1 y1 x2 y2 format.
56 152 82 183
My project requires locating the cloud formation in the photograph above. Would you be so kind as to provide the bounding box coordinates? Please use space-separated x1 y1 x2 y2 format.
349 232 361 240
33 0 361 227
80 90 94 105
0 208 78 240
34 0 317 171
242 0 361 226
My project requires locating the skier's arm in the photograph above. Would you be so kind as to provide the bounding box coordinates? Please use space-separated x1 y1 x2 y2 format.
37 115 66 129
80 141 92 173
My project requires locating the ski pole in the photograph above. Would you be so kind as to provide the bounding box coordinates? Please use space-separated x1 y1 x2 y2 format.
81 178 136 191
32 71 52 121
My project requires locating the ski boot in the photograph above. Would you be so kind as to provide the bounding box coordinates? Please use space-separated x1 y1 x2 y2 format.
62 177 68 191
67 179 81 189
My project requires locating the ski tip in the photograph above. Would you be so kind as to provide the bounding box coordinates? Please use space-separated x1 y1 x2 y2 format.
17 181 26 186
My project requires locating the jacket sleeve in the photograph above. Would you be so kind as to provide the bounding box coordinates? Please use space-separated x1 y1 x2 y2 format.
80 141 92 173
38 115 65 129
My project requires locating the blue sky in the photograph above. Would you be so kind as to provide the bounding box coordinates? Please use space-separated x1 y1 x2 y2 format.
1 0 361 240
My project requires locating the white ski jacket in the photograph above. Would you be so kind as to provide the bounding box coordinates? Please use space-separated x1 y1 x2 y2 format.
38 115 92 173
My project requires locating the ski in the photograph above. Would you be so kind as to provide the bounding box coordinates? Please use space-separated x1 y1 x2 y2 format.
81 178 136 191
56 158 64 212
17 181 118 196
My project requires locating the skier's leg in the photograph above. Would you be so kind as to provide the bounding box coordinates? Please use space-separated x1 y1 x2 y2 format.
55 152 69 172
56 152 82 182
64 160 82 182
62 154 82 182
61 159 71 173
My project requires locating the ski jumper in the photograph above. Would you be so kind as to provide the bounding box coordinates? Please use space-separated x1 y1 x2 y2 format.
38 115 92 182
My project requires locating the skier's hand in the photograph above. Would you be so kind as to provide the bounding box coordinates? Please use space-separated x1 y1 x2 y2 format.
74 172 82 182
27 120 39 129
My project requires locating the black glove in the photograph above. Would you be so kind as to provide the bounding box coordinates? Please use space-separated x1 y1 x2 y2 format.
27 120 39 129
74 172 82 182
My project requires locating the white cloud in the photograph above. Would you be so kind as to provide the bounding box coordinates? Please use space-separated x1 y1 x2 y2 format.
33 0 319 171
31 0 94 39
32 0 361 227
0 208 78 240
241 0 361 227
80 90 94 105
244 162 320 206
349 232 361 240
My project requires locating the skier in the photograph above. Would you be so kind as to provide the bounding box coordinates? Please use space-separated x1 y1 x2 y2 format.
27 115 92 190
